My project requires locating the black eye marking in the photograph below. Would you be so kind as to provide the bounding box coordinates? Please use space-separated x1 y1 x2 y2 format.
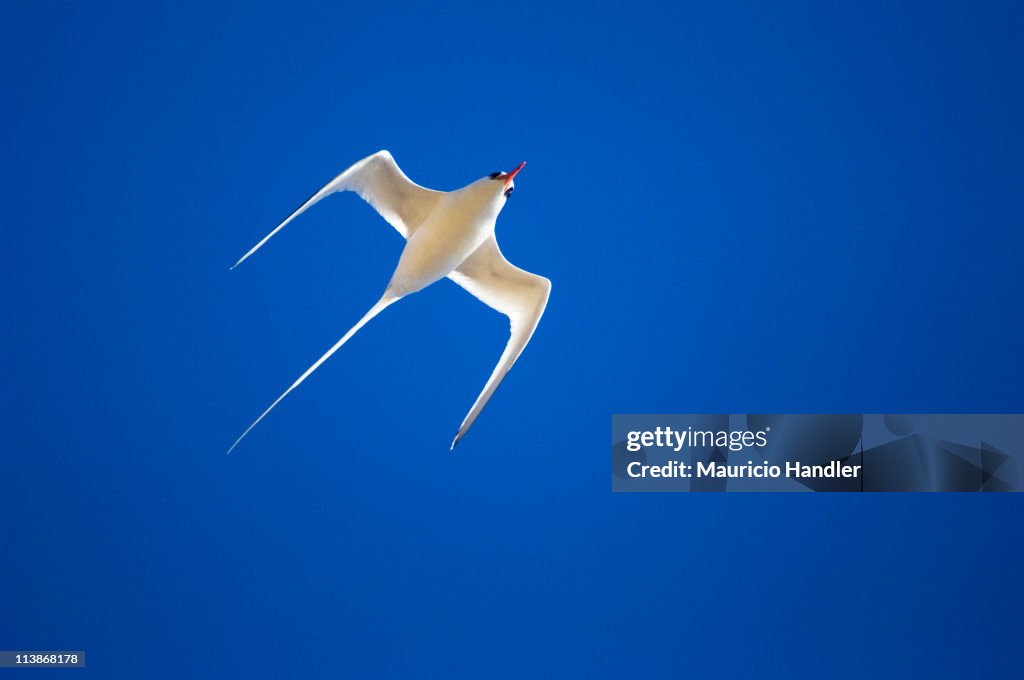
504 186 514 198
489 172 502 179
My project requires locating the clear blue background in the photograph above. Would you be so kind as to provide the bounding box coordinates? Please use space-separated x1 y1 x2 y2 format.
3 1 1022 677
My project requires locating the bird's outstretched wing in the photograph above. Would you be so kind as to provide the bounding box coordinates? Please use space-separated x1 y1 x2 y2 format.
447 235 551 448
232 150 443 269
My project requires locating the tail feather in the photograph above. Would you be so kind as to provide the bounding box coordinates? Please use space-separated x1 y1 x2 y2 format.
227 292 400 454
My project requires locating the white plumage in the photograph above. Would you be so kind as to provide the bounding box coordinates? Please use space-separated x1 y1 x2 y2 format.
228 151 550 453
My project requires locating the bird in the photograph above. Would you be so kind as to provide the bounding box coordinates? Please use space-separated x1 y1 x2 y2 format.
228 150 551 453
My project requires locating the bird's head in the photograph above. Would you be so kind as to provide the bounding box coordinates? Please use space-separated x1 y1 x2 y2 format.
485 161 526 201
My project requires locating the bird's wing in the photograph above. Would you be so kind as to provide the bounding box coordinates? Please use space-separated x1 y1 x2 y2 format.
232 150 443 269
447 235 551 448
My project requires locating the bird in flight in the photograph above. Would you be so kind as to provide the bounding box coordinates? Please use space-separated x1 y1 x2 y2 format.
228 151 551 453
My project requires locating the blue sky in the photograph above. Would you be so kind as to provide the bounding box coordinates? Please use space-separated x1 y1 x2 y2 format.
3 1 1023 677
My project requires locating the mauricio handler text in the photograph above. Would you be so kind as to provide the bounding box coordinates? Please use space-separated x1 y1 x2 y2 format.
626 460 862 479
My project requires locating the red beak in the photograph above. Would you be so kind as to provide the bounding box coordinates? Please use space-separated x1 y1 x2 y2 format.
505 161 526 186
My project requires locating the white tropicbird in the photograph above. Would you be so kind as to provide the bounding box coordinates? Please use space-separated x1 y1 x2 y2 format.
228 151 551 453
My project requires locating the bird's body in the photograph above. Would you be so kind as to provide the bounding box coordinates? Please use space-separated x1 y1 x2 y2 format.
228 151 550 453
389 178 502 296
